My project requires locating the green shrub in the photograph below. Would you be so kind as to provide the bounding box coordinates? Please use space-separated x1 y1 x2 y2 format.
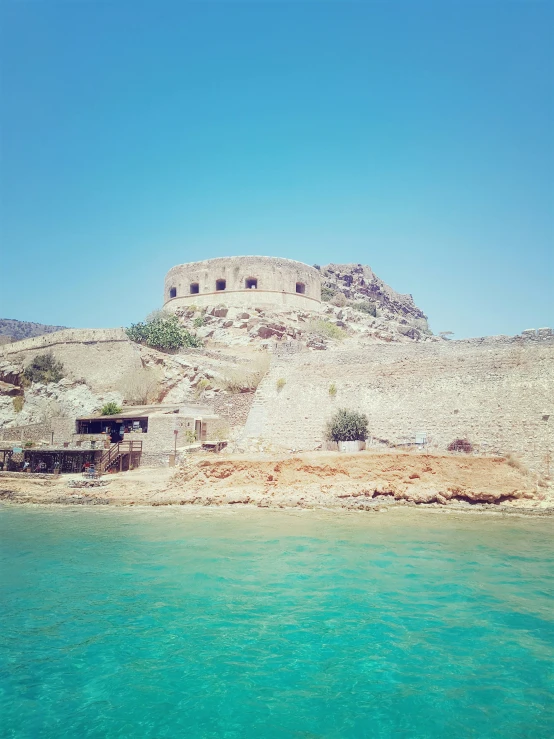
24 441 34 448
193 316 205 329
101 402 122 416
13 396 25 413
328 382 337 397
23 353 65 384
350 301 377 317
276 377 286 391
321 286 335 302
183 429 197 444
325 408 369 442
126 314 203 351
306 320 346 341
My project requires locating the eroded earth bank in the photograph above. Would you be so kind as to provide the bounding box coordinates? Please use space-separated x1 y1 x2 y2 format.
1 451 552 515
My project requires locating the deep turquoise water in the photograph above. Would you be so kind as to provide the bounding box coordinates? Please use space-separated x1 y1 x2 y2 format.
0 507 553 738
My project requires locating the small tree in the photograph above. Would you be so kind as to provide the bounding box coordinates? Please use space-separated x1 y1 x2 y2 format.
126 314 202 351
23 353 65 384
325 408 369 442
101 402 122 416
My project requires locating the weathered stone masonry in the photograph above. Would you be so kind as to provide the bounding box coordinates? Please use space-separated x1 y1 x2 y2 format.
164 256 322 313
242 335 554 473
0 329 142 392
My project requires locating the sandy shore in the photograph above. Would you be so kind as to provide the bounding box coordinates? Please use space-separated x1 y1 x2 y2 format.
1 451 552 516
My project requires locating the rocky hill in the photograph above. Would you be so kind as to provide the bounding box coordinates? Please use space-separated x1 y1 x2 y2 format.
318 263 429 328
173 261 432 348
0 319 67 343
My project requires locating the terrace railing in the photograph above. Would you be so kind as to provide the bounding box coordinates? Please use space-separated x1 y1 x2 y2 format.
99 440 142 474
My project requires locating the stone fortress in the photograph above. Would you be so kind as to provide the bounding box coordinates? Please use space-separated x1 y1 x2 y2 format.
163 256 323 313
0 257 553 479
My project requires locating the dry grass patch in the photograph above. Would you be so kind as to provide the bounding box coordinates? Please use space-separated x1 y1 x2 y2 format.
118 367 162 404
221 354 271 393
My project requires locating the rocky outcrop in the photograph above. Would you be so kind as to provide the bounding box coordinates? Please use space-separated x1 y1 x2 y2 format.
0 336 264 435
319 263 430 330
169 451 543 509
168 261 432 347
1 452 550 511
175 301 434 349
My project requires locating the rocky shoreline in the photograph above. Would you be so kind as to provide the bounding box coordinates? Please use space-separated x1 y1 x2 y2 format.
1 451 552 517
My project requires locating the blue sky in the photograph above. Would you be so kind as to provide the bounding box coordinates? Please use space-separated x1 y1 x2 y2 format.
1 1 552 338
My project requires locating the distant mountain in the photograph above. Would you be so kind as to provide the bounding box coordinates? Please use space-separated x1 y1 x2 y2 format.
0 319 68 343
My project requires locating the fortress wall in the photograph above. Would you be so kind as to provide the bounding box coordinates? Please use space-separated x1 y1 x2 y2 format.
166 288 323 314
163 256 321 310
243 337 554 473
0 329 142 392
0 328 129 356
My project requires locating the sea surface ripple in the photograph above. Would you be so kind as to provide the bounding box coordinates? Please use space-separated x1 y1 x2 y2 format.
1 506 553 738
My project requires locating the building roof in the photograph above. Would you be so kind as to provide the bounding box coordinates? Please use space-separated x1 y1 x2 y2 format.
0 443 98 453
76 403 213 421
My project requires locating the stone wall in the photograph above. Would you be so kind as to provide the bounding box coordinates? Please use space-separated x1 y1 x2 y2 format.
241 335 554 473
137 415 177 467
0 328 128 356
51 417 77 444
211 392 256 429
0 329 143 392
140 414 198 467
0 422 52 443
164 256 322 313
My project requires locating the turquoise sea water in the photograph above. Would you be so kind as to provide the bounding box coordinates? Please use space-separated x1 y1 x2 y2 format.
0 507 553 739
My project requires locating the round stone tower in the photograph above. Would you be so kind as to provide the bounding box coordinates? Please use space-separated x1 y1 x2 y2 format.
163 256 322 313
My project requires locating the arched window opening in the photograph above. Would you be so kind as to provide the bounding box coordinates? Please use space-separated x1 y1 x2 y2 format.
190 283 199 294
245 278 258 289
169 287 177 299
296 282 306 294
216 279 226 291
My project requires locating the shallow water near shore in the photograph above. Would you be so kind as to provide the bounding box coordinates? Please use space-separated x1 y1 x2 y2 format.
1 506 553 738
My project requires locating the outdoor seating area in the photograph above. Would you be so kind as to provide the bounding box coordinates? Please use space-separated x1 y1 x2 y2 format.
0 403 221 474
0 446 100 474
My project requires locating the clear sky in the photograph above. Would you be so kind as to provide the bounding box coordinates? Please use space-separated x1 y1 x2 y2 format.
0 1 552 338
